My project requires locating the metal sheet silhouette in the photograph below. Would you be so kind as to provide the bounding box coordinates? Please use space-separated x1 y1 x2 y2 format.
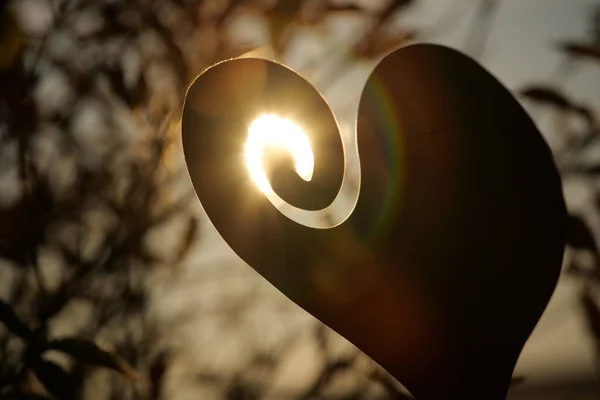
181 44 566 399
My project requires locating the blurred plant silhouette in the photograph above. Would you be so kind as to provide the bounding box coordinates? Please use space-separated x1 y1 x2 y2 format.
0 0 418 399
1 0 599 399
518 2 600 383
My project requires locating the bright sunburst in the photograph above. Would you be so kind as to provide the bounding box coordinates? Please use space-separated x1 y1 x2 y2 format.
245 114 314 195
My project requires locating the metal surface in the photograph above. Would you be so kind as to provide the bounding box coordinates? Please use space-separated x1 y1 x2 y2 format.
181 44 566 399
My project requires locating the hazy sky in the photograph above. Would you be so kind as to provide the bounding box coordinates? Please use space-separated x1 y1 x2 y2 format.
404 0 598 102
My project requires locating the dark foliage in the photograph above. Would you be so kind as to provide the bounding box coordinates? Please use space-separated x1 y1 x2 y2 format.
520 2 600 383
0 0 418 399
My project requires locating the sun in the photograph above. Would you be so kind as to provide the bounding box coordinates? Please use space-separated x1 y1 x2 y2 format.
245 114 314 195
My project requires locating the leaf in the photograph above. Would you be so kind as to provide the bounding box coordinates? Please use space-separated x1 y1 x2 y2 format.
323 4 361 13
301 356 357 398
0 393 54 400
565 214 598 255
226 381 260 400
570 129 600 153
105 67 130 105
0 300 32 339
565 260 600 286
557 41 600 62
567 164 600 175
268 0 304 21
581 288 600 347
173 216 198 263
136 248 163 265
0 12 23 71
29 358 74 400
105 66 148 109
510 376 526 387
521 86 598 128
145 13 188 86
267 0 304 52
46 338 139 381
573 105 597 128
520 86 572 110
149 352 169 400
56 244 81 267
315 324 328 352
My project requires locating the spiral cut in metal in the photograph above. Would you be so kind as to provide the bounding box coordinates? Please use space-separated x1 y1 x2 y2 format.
181 44 566 400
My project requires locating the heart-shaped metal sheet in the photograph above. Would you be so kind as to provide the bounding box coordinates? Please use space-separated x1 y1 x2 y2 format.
181 44 566 399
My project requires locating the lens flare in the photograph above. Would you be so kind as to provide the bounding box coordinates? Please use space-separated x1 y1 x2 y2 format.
245 114 314 195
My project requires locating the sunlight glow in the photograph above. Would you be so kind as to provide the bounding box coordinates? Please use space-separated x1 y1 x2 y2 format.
245 114 314 195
